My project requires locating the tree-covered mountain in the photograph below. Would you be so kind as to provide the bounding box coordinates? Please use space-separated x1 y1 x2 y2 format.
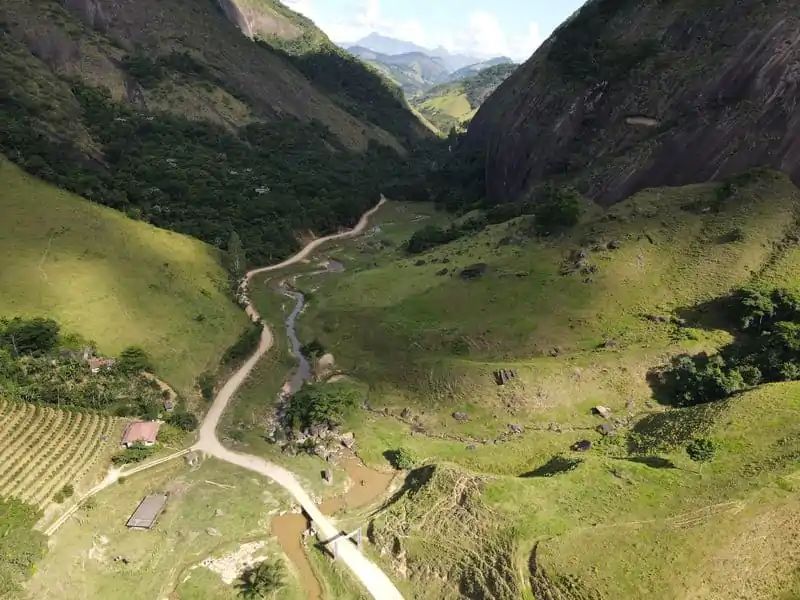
347 46 451 96
0 0 431 265
345 32 511 97
412 63 518 133
461 0 800 207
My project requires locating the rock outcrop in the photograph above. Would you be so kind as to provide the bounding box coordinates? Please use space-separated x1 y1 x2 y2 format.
465 0 800 205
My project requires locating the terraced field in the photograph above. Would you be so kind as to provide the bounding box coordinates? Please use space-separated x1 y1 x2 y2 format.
0 399 123 507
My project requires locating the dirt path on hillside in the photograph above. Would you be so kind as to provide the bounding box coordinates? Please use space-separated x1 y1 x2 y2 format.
194 198 405 600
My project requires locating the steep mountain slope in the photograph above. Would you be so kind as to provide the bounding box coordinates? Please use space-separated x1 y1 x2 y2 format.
413 63 518 133
0 0 429 264
349 32 430 56
347 46 451 96
0 158 247 395
221 0 430 144
465 0 800 206
448 56 513 81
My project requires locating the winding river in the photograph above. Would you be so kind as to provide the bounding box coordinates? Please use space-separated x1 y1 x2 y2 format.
270 261 396 600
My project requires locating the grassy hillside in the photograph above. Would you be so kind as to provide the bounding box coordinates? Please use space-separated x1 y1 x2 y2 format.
413 63 517 133
274 170 800 598
0 159 248 395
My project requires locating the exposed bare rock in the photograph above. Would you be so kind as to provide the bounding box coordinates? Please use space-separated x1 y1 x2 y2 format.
465 1 800 205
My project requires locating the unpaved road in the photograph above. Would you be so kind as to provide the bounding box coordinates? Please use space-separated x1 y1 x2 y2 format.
194 198 405 600
44 199 399 599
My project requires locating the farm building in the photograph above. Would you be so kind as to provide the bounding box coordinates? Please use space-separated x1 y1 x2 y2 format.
126 494 168 530
121 420 160 448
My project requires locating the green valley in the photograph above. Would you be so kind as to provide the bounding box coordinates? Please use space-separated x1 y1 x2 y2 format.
3 0 800 599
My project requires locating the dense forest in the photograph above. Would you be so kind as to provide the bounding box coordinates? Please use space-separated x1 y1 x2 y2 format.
0 76 422 265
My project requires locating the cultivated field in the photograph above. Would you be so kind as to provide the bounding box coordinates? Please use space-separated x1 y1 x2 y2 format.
0 399 123 507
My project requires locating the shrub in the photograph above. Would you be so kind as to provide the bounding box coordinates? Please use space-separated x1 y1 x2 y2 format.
300 339 326 359
223 322 263 365
386 447 416 470
198 371 216 401
117 346 152 374
112 443 155 466
0 317 60 356
686 438 716 464
533 185 583 235
167 410 198 431
237 558 286 598
285 382 361 431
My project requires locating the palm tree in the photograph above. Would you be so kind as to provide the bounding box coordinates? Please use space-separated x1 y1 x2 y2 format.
237 559 286 599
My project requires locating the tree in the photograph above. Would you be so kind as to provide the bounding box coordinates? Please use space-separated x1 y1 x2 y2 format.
112 443 156 466
285 382 361 431
117 346 152 374
167 410 199 431
533 185 583 235
386 447 415 470
198 371 216 401
0 317 60 356
237 559 286 599
227 230 246 280
686 438 716 472
732 288 775 330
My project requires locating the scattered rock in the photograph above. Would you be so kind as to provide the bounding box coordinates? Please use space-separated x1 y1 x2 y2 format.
322 468 333 483
601 338 618 349
414 259 426 266
400 407 412 420
340 432 355 449
571 440 592 452
466 444 477 451
549 346 562 357
607 240 622 250
460 263 488 280
508 424 524 434
592 406 613 419
596 422 616 436
206 527 222 537
214 508 225 517
436 268 449 276
452 411 469 422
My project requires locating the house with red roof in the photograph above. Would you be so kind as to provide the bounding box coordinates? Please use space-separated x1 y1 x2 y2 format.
121 421 161 448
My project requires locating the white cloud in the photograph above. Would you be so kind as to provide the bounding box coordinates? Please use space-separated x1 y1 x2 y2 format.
283 1 542 61
284 0 429 47
445 11 542 60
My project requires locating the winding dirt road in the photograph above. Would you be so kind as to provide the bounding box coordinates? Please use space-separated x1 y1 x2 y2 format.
194 198 404 600
44 199 397 598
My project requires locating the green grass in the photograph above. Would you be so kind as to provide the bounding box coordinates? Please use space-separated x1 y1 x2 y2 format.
0 159 249 396
268 174 800 598
27 458 304 600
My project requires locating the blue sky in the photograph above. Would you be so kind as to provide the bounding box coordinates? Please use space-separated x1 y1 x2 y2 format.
283 0 586 61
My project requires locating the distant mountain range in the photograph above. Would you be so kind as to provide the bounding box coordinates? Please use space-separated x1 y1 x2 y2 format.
344 32 514 97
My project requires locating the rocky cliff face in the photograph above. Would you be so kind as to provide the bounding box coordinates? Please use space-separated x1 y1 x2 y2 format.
0 0 424 151
465 0 800 205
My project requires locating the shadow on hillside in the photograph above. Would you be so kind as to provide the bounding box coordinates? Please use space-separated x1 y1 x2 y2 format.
370 464 436 516
520 455 582 478
626 402 727 455
624 456 677 469
674 295 738 335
